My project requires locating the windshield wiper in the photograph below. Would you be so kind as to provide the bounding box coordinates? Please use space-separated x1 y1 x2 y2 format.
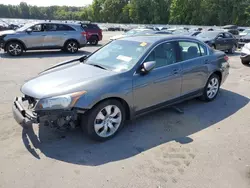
88 63 108 70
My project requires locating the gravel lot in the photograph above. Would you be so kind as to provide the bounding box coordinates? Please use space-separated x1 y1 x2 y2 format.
0 32 250 188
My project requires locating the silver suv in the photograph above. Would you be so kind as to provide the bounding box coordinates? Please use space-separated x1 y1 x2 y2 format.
0 21 87 56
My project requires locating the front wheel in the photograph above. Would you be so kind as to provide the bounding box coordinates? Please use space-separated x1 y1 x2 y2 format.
81 100 125 141
241 60 249 65
6 41 23 56
200 74 220 102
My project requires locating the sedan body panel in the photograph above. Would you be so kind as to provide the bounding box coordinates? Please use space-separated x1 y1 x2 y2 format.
133 63 182 112
14 35 229 124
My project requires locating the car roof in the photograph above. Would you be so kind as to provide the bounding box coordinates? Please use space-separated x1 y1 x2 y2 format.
119 35 201 44
30 21 81 26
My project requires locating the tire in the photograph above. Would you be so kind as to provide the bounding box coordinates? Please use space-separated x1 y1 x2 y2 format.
81 99 126 141
6 41 23 56
241 60 249 65
200 74 221 102
89 36 99 46
228 44 237 54
65 40 79 53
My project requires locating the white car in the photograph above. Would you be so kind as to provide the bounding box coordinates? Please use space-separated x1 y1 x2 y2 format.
110 28 152 40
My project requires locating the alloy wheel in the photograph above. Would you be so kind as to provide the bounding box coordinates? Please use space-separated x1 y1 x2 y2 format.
8 43 22 56
94 105 122 138
67 42 78 53
207 77 219 99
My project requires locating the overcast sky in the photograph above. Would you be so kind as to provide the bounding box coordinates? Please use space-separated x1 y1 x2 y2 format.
2 0 93 7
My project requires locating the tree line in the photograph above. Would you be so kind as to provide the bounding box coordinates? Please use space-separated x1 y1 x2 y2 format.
1 0 250 26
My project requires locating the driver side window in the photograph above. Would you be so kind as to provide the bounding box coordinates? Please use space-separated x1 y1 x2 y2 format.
145 42 177 68
30 24 44 32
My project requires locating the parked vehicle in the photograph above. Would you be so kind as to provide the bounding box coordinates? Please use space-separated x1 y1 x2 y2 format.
80 23 102 45
240 43 250 65
0 21 87 56
238 33 250 48
183 31 201 37
240 29 250 37
12 35 229 141
197 31 238 53
110 28 153 40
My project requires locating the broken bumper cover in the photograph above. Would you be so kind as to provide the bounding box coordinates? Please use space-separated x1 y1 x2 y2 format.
12 97 38 126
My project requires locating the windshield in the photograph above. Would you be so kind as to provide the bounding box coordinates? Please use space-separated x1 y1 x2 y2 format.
197 32 218 38
85 40 151 72
242 29 250 34
16 23 34 32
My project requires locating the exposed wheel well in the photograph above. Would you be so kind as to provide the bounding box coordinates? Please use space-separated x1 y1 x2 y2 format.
91 97 131 120
64 39 80 48
213 71 222 83
4 39 26 51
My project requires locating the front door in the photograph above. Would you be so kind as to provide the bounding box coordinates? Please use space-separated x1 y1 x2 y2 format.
133 41 182 112
177 41 209 95
23 24 45 49
215 33 227 50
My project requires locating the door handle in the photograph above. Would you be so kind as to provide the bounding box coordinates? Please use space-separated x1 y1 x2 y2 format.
204 59 209 64
173 69 180 75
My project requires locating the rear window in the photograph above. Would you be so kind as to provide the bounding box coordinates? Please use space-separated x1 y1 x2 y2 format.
81 24 100 29
57 24 75 31
228 30 239 35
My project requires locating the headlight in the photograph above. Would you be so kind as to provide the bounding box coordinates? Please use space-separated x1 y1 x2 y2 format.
36 91 86 110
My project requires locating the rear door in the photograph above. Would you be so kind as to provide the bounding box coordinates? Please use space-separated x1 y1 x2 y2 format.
224 32 235 49
43 24 64 47
177 41 210 96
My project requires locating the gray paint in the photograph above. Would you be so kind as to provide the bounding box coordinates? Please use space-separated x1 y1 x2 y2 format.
1 22 87 49
20 35 229 118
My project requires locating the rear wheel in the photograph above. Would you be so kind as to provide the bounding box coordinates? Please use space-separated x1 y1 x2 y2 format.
65 40 79 53
6 41 23 56
81 100 125 141
228 44 237 54
89 36 99 46
200 74 220 102
242 60 249 65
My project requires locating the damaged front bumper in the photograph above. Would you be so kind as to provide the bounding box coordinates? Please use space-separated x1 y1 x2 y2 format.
12 97 38 126
12 96 85 128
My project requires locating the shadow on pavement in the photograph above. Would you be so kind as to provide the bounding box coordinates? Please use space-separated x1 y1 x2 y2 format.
0 50 92 59
22 89 249 166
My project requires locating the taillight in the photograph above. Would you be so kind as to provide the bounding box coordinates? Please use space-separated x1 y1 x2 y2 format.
224 55 229 62
81 32 87 37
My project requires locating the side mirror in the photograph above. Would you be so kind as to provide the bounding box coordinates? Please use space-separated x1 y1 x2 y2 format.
26 28 32 33
140 61 156 74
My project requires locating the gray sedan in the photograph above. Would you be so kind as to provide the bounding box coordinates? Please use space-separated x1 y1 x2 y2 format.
12 35 230 141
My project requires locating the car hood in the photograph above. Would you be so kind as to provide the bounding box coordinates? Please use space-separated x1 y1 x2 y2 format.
0 30 15 36
21 63 115 99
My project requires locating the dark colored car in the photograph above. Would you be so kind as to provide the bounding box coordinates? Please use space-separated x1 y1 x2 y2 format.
238 33 250 48
183 31 201 37
12 35 229 141
197 31 238 53
81 23 103 45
